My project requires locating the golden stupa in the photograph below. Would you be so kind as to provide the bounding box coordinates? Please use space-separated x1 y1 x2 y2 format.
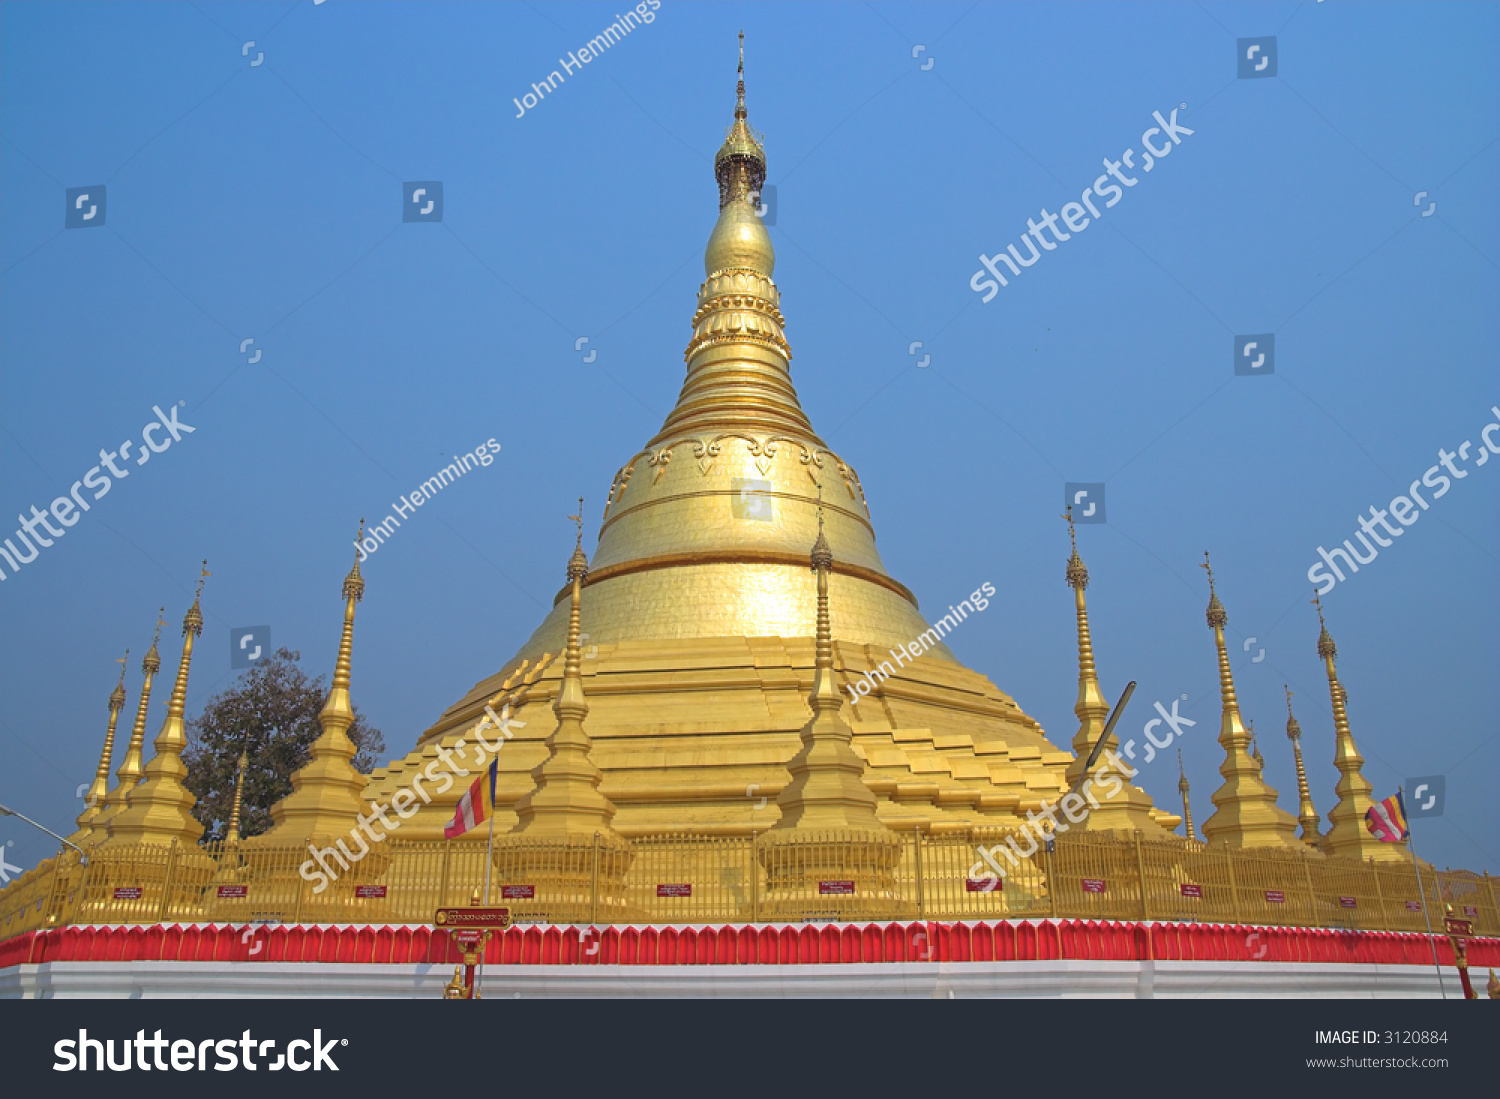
357 41 1179 843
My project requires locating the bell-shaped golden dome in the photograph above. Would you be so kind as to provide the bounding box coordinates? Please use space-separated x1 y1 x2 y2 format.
704 199 774 277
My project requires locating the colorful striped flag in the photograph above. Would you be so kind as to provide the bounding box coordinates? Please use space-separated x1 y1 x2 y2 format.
1365 790 1409 843
444 760 498 839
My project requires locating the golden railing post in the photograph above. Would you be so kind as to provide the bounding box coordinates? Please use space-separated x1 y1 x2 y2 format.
1043 834 1057 919
438 841 453 909
913 827 925 919
1133 830 1149 921
1486 872 1498 933
1223 843 1241 923
1301 856 1318 928
155 839 180 924
751 832 760 924
1369 857 1388 931
39 848 66 929
71 849 95 926
589 831 601 925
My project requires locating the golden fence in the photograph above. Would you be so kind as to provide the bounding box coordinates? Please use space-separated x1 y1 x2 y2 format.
2 830 1495 938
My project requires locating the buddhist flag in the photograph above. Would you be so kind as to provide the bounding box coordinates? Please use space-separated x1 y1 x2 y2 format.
444 760 498 839
1365 790 1409 843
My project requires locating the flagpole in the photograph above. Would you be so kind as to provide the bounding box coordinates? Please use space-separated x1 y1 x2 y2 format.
1404 791 1446 999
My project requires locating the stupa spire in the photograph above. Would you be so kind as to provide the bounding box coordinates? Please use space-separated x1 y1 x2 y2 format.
72 650 129 841
1284 685 1322 845
511 501 620 835
1313 592 1403 861
105 563 211 846
225 747 249 843
1177 750 1196 841
1059 508 1166 834
260 525 372 843
770 483 886 831
95 610 165 830
1197 553 1300 848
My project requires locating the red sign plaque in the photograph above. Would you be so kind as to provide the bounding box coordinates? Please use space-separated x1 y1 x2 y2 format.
1081 878 1106 894
501 885 535 900
1338 896 1357 908
216 884 249 899
434 907 511 929
1264 890 1285 904
656 883 692 898
354 884 387 899
1179 883 1202 898
1405 900 1422 912
113 886 143 900
966 878 999 892
818 881 855 895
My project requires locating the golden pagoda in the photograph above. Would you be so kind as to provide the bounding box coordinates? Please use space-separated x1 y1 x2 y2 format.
1197 554 1301 849
104 564 211 848
359 38 1083 843
1177 749 1195 842
1313 594 1406 862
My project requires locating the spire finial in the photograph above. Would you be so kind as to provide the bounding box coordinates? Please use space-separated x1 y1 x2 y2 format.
736 30 746 119
1201 551 1226 628
1063 506 1088 589
1178 748 1188 791
1284 684 1301 740
343 519 366 602
567 497 589 582
183 560 208 637
810 481 832 571
1312 587 1337 658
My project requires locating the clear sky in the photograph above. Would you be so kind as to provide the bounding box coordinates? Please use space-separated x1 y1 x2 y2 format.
2 1 1495 877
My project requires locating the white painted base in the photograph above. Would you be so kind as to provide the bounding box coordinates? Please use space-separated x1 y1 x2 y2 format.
0 960 1451 999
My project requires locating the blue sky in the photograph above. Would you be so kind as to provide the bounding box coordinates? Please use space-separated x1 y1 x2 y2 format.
1 1 1495 877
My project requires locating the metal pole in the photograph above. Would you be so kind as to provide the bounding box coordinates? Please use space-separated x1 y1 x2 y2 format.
156 839 180 925
0 804 87 859
1408 827 1446 999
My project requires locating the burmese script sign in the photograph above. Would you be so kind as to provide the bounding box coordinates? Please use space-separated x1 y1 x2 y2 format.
434 907 512 930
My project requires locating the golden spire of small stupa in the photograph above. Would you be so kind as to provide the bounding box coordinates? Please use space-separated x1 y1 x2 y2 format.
511 500 620 836
1284 684 1322 845
259 524 373 844
105 563 211 846
94 609 165 831
1178 749 1196 841
225 747 249 843
1197 553 1300 849
1248 720 1264 773
72 650 130 841
1059 508 1166 834
771 483 887 832
1312 591 1403 861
